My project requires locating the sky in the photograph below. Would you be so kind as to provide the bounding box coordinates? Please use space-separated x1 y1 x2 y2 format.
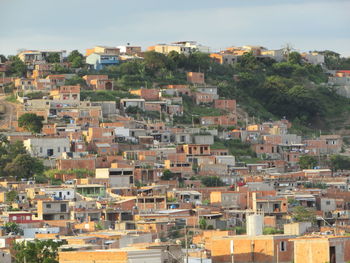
1 0 350 56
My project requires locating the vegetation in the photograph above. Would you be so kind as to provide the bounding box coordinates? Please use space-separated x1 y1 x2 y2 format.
46 53 60 63
18 113 44 134
263 227 283 235
5 190 18 202
44 169 94 179
0 138 44 179
299 155 318 169
13 239 64 263
6 56 27 77
67 50 84 68
200 176 226 187
160 169 176 180
291 206 316 223
329 154 350 171
212 138 256 157
199 218 207 230
2 222 23 235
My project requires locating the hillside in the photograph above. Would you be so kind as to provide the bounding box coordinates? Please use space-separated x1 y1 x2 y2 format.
81 51 350 136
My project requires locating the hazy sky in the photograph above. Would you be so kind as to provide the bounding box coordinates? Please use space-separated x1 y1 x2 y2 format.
1 0 350 56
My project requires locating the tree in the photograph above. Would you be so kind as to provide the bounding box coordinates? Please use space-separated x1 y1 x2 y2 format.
67 50 84 68
160 169 175 180
6 190 18 203
288 52 302 64
199 218 207 230
13 239 64 263
46 53 60 63
4 154 44 179
200 176 225 187
18 113 44 133
291 206 316 223
6 56 27 77
0 54 8 63
330 155 350 171
299 155 318 169
2 222 23 235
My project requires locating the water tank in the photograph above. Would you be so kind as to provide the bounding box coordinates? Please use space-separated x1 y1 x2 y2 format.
247 214 263 236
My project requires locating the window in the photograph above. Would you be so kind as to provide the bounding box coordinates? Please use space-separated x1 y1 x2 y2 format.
326 201 331 205
46 204 51 208
12 216 17 220
57 147 60 153
280 241 287 252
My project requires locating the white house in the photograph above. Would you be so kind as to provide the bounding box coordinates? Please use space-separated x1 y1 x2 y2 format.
23 137 70 158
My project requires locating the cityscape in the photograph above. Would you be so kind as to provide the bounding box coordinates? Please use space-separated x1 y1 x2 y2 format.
1 1 350 263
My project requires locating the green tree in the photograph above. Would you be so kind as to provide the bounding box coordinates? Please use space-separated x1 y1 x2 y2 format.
5 190 18 202
200 176 225 187
13 239 64 263
0 54 8 63
46 53 60 63
4 154 44 179
161 169 175 180
330 155 350 171
263 227 283 235
18 113 44 133
299 155 318 169
288 52 302 64
2 222 23 235
6 56 27 77
67 50 84 68
291 206 316 223
199 218 207 230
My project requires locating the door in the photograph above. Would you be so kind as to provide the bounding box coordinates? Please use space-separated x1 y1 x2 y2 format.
330 246 336 263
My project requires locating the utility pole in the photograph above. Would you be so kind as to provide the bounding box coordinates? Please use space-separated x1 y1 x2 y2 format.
185 226 188 263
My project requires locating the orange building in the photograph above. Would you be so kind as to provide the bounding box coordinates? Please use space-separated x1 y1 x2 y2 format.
214 99 236 113
130 88 160 101
187 72 205 84
292 235 350 263
211 235 295 263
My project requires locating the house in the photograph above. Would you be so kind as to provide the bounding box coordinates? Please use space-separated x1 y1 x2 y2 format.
41 187 75 200
76 184 106 198
23 137 70 158
210 191 246 209
210 234 295 263
210 53 237 65
83 75 113 90
86 53 119 70
292 235 350 263
214 99 236 114
200 115 237 126
130 88 160 101
18 50 66 65
117 45 142 55
177 144 211 156
169 190 202 204
59 247 166 263
86 46 120 56
36 200 70 220
95 165 134 187
50 85 80 102
120 99 145 111
194 92 216 104
148 43 192 55
187 72 205 84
